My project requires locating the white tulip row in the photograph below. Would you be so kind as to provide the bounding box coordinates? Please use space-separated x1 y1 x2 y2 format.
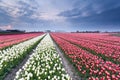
14 34 71 80
0 34 45 78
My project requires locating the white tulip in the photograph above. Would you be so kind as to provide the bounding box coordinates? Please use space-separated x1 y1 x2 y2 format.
14 34 70 80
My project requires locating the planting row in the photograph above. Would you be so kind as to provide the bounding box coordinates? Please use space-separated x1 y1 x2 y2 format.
52 33 120 64
0 32 44 49
51 34 120 80
66 33 120 46
0 34 45 79
14 34 71 80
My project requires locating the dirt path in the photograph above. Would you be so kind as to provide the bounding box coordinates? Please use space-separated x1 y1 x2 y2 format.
52 39 82 80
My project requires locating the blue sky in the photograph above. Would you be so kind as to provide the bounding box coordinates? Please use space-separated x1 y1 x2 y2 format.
0 0 120 32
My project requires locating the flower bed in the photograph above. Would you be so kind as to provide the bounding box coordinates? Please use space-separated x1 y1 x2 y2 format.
0 34 45 79
51 34 120 80
14 34 71 80
51 33 120 64
0 32 44 49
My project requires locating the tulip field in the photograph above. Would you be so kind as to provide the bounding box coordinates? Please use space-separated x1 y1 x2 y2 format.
0 33 45 79
51 33 120 80
51 33 120 64
0 32 44 49
14 34 70 80
0 32 120 80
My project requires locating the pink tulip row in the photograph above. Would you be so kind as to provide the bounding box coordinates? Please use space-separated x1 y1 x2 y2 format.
51 33 120 80
67 33 120 45
0 32 44 49
52 33 120 64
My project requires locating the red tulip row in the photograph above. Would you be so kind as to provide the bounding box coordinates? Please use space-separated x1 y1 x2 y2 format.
0 32 44 49
52 33 120 64
66 33 120 46
51 33 120 80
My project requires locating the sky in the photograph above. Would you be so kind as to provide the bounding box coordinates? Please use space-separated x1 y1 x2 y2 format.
0 0 120 32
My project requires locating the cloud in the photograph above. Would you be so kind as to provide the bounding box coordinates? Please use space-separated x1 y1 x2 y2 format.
0 0 22 17
63 6 120 23
0 0 40 23
59 0 120 24
0 8 14 24
59 0 120 18
0 0 68 25
74 0 120 15
0 0 39 16
0 25 12 30
0 0 120 31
